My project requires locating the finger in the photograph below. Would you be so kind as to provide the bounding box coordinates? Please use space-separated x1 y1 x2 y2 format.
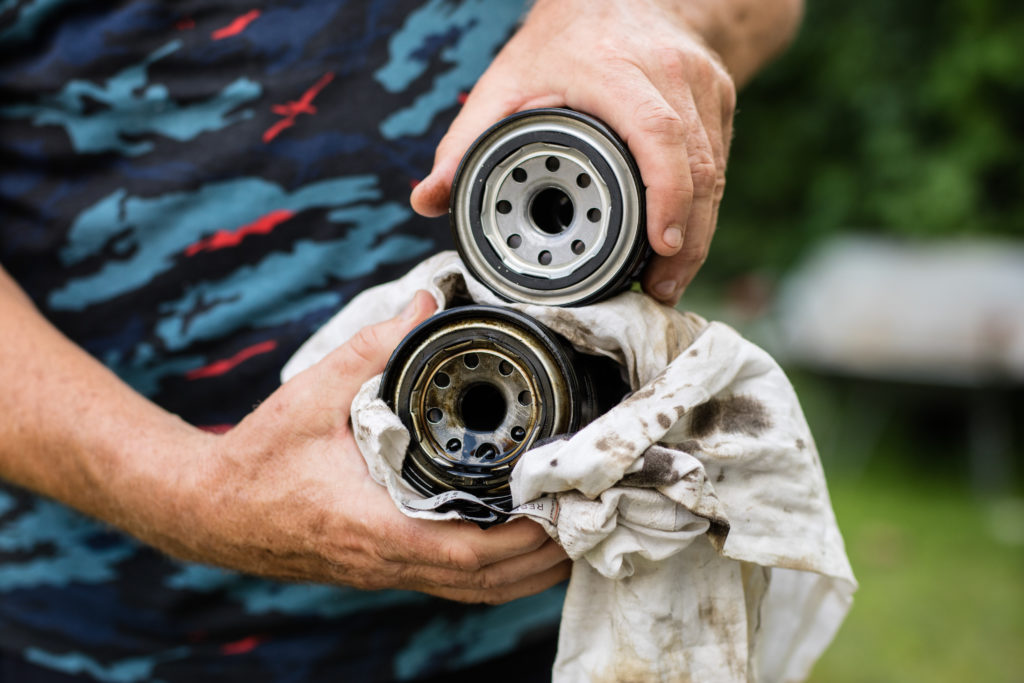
381 515 552 570
642 84 720 304
566 68 693 261
401 538 568 592
320 290 436 409
410 72 526 218
421 559 572 605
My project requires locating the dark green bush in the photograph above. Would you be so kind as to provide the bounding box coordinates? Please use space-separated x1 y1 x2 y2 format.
712 0 1024 280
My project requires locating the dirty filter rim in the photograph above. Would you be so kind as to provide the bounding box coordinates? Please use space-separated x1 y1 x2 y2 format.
379 305 585 499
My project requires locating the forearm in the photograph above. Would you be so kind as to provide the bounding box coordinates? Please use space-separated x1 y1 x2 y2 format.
662 0 804 86
0 265 214 556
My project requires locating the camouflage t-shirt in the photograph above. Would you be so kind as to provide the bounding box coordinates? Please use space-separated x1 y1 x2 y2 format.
0 1 564 680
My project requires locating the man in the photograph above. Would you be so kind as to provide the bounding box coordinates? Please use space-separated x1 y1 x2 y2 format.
0 0 801 679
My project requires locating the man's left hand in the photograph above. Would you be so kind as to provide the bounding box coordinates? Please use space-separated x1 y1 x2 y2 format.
411 0 737 305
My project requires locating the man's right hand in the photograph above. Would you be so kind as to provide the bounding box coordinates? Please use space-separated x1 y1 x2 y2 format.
187 290 570 603
0 271 568 604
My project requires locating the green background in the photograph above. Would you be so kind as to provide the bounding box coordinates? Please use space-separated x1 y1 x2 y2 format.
713 0 1023 280
687 1 1024 680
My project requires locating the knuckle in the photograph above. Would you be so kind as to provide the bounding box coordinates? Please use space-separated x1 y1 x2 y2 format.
677 244 709 267
445 541 483 572
590 39 630 66
633 101 685 141
473 565 514 592
653 46 686 82
719 77 738 116
714 171 727 201
696 55 723 84
688 156 718 197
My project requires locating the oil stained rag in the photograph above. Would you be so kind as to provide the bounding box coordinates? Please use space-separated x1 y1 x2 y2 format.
283 252 857 683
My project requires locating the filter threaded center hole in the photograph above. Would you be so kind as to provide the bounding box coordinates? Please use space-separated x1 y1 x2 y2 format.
530 187 574 235
459 383 507 432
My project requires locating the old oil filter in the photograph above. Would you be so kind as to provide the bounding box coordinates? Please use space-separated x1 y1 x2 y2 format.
451 108 649 307
379 305 627 523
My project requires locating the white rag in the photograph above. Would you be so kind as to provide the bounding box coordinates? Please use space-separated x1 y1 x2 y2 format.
282 252 856 683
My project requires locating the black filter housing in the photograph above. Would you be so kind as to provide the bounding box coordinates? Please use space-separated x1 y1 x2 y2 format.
380 305 628 525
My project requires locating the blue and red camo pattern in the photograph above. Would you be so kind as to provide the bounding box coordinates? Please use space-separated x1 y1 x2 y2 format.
0 1 564 680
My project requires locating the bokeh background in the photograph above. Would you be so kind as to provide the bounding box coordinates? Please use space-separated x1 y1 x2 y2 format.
685 1 1024 680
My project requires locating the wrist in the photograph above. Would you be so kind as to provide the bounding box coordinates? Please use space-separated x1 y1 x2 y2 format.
667 0 803 86
92 411 223 562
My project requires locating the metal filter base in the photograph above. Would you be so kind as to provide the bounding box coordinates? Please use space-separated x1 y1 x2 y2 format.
451 109 649 307
379 305 627 524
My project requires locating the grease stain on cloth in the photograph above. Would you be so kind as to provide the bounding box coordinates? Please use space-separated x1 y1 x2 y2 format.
689 395 772 438
621 449 683 488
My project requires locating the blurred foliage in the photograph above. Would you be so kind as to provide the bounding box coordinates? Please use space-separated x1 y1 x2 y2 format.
710 0 1024 281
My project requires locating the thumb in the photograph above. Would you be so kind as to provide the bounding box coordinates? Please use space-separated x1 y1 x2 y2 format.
410 76 524 218
321 291 437 408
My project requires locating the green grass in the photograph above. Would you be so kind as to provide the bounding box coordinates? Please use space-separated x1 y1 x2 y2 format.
808 469 1024 682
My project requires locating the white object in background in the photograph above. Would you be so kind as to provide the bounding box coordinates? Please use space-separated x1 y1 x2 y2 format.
777 236 1024 385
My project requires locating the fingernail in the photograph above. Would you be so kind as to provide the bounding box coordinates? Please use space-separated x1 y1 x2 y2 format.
654 280 677 299
663 226 683 250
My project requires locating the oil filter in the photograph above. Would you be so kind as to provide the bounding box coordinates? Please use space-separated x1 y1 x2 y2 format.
380 304 627 523
451 108 648 307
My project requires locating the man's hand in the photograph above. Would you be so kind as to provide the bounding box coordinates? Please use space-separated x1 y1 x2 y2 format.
412 0 802 305
0 273 568 604
190 291 569 602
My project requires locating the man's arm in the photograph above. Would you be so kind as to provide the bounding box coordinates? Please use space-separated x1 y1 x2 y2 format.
0 267 568 602
668 0 804 86
411 0 804 304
